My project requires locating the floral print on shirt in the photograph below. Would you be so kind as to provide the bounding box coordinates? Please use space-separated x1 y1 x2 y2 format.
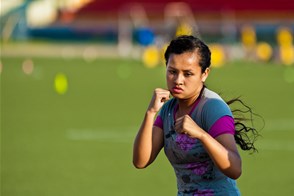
186 161 210 176
193 189 214 196
176 133 197 151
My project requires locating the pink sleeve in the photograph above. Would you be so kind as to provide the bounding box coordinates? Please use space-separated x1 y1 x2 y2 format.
154 115 163 129
208 116 235 138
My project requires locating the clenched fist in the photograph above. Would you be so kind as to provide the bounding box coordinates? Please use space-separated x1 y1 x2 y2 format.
147 88 170 113
174 115 206 139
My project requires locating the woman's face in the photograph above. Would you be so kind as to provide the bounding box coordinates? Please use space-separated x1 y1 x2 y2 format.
166 51 209 100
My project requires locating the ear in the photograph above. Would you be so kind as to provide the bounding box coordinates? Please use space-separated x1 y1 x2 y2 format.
201 68 210 82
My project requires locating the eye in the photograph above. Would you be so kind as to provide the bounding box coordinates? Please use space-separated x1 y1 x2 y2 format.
168 69 177 75
184 72 193 77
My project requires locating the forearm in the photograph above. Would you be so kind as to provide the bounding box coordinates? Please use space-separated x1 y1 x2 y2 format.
199 133 242 179
133 111 157 168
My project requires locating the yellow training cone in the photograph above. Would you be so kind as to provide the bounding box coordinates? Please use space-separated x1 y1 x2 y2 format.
279 45 294 66
210 44 225 68
241 25 256 48
142 46 160 68
176 22 193 37
277 27 293 47
54 73 68 95
256 42 273 62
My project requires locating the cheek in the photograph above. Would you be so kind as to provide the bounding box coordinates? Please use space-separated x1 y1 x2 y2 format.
187 77 203 86
166 75 174 88
166 74 173 81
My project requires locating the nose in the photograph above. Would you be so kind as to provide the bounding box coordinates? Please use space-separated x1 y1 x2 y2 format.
174 73 184 85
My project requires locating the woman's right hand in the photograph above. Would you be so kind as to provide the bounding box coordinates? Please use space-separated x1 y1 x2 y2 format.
133 88 167 169
147 88 170 113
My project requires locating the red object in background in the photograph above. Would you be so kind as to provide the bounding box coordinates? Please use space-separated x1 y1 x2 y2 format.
79 0 294 14
60 11 76 23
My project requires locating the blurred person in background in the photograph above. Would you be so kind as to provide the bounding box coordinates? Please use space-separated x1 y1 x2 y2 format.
133 35 259 196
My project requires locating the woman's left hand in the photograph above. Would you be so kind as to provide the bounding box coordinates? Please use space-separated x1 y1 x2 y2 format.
174 115 205 139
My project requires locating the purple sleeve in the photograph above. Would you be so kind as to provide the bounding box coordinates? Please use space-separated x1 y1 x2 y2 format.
208 116 235 138
154 115 163 129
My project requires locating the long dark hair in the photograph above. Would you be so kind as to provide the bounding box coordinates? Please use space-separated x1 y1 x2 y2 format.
226 97 262 153
165 35 261 153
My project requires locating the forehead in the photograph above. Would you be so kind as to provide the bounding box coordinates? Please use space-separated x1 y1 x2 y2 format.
167 51 201 70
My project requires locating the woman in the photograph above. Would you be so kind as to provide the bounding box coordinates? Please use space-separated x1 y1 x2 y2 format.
133 35 259 195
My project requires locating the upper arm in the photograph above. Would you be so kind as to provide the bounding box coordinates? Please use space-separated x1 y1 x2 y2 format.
215 134 240 157
148 126 164 165
214 133 242 179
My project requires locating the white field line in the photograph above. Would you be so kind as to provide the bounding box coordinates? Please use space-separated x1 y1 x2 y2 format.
66 119 294 151
243 118 294 151
66 128 294 151
257 140 294 151
264 119 294 132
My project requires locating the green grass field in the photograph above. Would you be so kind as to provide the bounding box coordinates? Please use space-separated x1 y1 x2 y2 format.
1 56 294 195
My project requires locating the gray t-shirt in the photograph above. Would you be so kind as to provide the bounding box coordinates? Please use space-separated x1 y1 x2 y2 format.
158 88 240 196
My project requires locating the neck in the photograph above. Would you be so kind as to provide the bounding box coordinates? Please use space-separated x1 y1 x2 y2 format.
177 85 204 114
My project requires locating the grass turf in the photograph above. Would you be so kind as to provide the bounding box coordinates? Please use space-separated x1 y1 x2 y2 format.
1 56 294 195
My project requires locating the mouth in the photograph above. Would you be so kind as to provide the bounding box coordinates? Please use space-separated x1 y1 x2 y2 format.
172 87 183 94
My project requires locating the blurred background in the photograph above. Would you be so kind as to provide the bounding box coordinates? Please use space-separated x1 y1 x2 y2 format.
1 0 294 64
1 0 294 196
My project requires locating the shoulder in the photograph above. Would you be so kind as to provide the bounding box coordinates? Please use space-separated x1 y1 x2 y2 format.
201 88 230 112
203 98 231 113
197 88 233 130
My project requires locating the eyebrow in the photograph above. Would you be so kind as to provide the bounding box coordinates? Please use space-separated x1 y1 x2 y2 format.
183 69 193 72
168 67 194 72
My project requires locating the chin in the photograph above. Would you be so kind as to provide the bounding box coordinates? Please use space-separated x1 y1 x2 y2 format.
171 93 185 99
